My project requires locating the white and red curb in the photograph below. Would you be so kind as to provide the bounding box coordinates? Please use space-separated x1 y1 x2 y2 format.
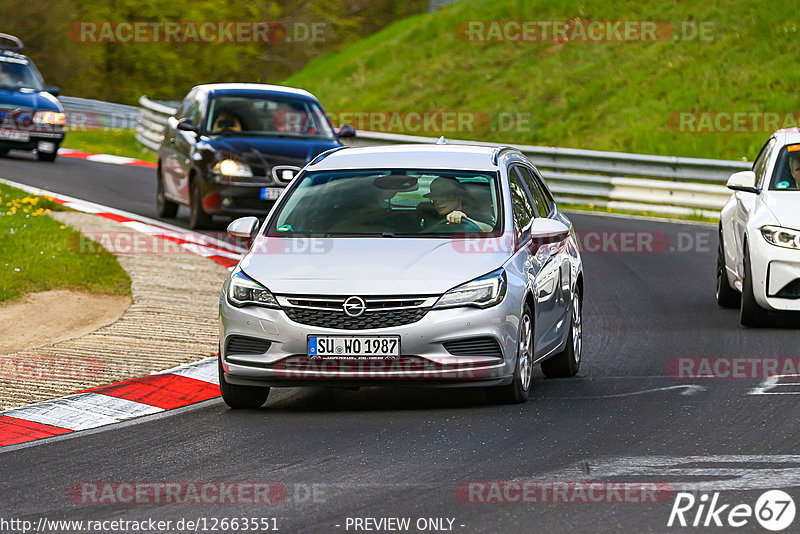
0 358 220 447
58 148 157 168
0 175 248 448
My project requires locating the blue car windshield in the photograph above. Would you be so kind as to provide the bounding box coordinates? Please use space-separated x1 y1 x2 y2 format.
206 95 335 140
267 169 502 238
0 58 44 91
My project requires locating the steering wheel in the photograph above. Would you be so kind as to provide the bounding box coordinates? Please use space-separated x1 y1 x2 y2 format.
424 218 482 233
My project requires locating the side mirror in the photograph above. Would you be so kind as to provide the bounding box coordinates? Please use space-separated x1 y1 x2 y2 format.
337 124 356 138
177 119 199 133
528 218 570 241
45 87 60 97
227 216 260 242
727 170 760 194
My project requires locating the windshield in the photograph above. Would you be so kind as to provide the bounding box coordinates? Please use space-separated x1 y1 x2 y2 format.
267 169 502 238
0 57 44 91
769 144 800 191
205 94 335 139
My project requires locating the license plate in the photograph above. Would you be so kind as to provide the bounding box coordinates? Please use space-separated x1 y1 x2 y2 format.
308 336 400 359
260 187 282 200
0 129 29 142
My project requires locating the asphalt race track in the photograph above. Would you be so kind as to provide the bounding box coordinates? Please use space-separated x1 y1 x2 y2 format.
1 150 799 533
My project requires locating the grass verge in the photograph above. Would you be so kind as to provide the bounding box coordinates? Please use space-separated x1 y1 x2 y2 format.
61 129 157 164
0 183 131 303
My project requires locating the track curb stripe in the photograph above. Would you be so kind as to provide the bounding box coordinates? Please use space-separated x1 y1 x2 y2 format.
0 177 240 448
58 148 157 168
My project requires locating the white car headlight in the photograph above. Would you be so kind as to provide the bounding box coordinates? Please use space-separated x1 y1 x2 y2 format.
213 159 253 178
761 226 800 250
434 268 507 309
228 270 279 308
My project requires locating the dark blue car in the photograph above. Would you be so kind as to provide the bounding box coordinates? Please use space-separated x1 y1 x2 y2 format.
157 83 355 229
0 34 65 162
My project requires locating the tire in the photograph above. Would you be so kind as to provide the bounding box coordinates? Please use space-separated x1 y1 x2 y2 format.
740 242 770 327
486 303 534 404
36 150 57 162
189 177 212 229
218 357 270 409
156 165 179 218
716 226 740 308
542 287 583 378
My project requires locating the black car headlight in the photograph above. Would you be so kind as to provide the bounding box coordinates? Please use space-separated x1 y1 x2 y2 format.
213 159 253 181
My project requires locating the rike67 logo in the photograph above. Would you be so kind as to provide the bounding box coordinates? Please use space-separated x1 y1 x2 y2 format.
668 490 796 531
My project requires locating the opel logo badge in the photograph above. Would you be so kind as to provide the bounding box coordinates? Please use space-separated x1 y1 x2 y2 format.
343 296 366 317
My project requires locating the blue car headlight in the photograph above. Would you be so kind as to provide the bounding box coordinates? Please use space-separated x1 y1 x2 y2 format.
434 268 507 309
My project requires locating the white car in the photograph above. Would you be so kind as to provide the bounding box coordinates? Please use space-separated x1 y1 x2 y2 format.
718 129 800 326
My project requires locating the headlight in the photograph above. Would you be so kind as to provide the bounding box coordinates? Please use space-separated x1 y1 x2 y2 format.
434 268 507 309
33 111 65 126
227 270 279 308
761 226 800 250
213 159 253 178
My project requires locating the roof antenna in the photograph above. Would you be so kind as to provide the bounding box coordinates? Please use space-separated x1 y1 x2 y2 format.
436 136 447 145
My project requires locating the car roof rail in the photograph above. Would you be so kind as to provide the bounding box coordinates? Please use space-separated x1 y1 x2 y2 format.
308 146 348 166
0 34 23 52
491 146 519 165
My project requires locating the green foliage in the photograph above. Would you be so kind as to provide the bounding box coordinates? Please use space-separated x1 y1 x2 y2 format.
286 0 800 160
62 130 157 163
0 184 131 302
0 0 427 103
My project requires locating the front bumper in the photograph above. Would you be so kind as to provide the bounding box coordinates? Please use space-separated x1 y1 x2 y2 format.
0 130 64 152
219 290 520 388
749 234 800 311
201 181 284 216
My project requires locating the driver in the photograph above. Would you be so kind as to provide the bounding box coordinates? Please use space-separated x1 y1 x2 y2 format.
786 153 800 189
423 177 493 231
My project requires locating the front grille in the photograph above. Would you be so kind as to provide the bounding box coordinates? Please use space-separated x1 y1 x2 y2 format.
775 279 800 299
279 295 434 330
226 335 271 355
231 197 275 211
443 337 503 358
283 307 428 330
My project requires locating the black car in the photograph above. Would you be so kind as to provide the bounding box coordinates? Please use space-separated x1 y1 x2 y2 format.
0 34 65 162
157 83 355 229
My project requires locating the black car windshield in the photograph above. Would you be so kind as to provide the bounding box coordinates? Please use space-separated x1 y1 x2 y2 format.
0 57 44 91
205 95 335 140
267 169 502 238
769 144 800 191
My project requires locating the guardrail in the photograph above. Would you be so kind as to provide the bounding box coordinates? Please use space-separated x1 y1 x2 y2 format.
136 96 748 219
59 96 139 130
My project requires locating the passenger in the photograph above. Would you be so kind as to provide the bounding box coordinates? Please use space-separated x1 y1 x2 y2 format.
423 177 494 231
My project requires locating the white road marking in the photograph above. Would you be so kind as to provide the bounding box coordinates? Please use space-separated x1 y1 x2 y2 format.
540 384 706 399
537 455 800 491
749 374 800 395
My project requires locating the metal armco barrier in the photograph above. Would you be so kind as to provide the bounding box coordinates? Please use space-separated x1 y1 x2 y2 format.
137 96 749 219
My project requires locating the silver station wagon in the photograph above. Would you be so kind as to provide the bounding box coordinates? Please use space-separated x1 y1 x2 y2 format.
218 143 584 407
